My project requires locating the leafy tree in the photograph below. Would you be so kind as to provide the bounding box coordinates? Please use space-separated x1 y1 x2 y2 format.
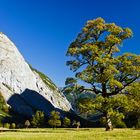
125 82 140 127
48 110 61 128
10 123 16 129
63 117 71 127
4 123 10 129
0 92 8 113
126 82 140 117
65 17 140 130
25 120 31 128
77 94 129 130
31 111 45 128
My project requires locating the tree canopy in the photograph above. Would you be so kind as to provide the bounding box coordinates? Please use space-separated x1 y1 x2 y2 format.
65 17 140 130
31 111 45 128
48 110 61 128
65 17 140 98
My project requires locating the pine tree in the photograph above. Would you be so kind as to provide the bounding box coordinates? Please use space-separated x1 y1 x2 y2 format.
31 111 45 128
63 117 71 127
48 110 61 128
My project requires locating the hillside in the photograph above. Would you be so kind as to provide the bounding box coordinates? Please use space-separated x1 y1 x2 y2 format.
0 33 71 117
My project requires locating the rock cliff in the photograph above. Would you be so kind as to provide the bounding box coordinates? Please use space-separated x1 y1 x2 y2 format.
0 33 71 116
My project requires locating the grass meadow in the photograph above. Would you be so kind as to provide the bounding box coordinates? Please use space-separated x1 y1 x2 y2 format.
0 128 140 140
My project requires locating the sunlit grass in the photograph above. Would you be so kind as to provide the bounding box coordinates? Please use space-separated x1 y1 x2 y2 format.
0 128 139 140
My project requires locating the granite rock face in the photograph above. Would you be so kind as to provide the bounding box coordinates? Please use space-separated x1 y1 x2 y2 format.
0 33 71 116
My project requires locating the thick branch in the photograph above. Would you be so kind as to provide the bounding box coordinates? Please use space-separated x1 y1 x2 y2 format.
102 83 107 97
119 74 131 82
107 76 139 97
73 61 88 72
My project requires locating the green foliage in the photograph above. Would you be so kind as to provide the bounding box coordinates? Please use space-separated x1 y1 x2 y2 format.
48 110 61 128
4 123 10 129
100 116 127 128
136 119 140 129
0 92 8 111
65 17 140 130
0 123 3 127
124 82 140 127
76 94 130 130
126 82 140 116
77 94 130 113
63 117 71 127
0 92 9 123
31 111 45 128
10 123 16 129
66 17 140 97
115 121 127 128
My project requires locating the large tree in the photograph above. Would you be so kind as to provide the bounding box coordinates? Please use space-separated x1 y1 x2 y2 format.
65 17 140 130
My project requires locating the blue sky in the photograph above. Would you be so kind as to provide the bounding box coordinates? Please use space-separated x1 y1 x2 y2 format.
0 0 140 87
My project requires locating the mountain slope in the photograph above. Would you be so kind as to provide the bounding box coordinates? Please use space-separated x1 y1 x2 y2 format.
0 33 71 116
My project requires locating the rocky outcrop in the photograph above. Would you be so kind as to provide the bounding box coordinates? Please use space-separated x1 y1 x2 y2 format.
0 33 71 116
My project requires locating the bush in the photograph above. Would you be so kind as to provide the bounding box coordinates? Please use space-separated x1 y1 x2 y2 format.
0 92 9 113
0 123 3 127
10 123 16 129
2 105 9 113
136 119 140 129
99 116 127 128
63 117 71 127
99 117 106 127
115 121 127 128
4 123 10 129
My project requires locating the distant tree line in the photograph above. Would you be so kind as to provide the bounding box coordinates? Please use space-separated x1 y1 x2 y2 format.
0 109 80 129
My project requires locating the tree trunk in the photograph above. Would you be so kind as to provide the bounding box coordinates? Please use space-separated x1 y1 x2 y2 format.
106 116 113 131
77 125 79 130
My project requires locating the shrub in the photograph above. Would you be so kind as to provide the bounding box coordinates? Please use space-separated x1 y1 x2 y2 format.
2 105 9 113
0 123 3 127
63 117 71 127
4 123 10 129
115 121 127 128
136 119 140 129
10 123 16 129
100 116 127 128
0 92 9 113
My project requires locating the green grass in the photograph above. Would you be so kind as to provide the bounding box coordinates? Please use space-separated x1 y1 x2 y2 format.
0 128 139 140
